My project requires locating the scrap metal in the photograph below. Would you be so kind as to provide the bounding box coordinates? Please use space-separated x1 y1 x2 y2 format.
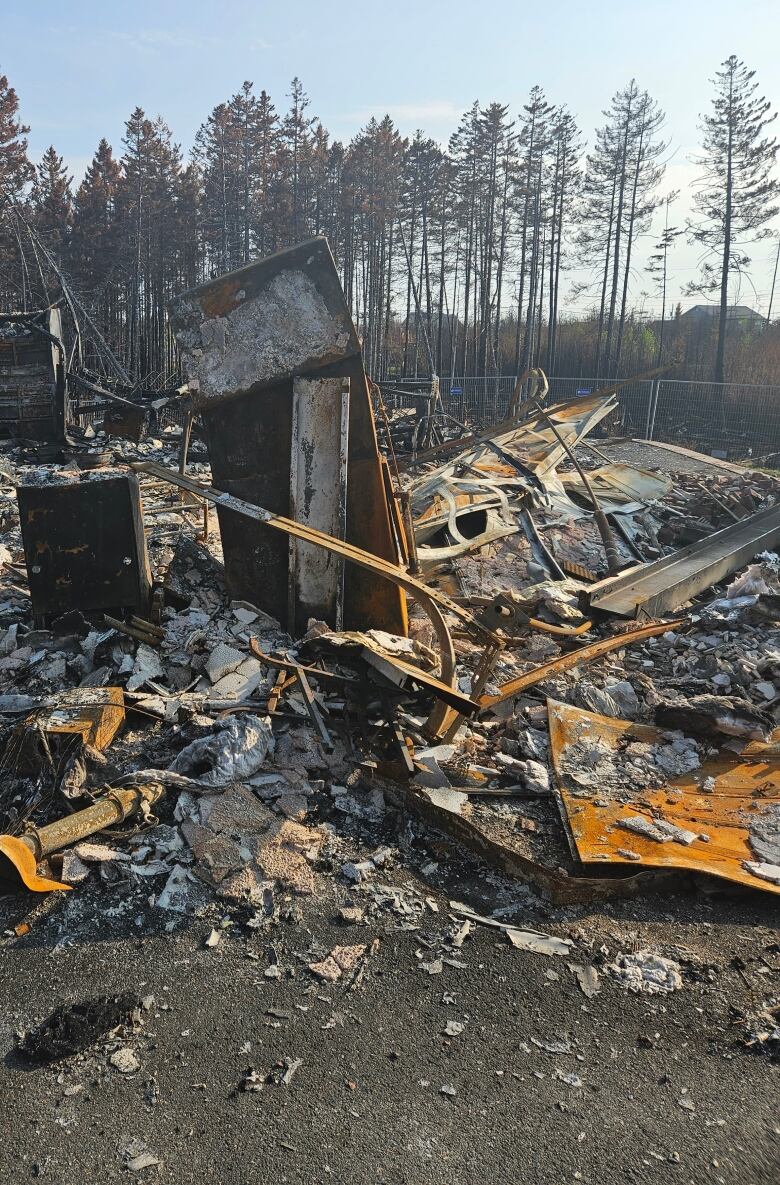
168 237 405 636
0 781 166 893
548 699 780 896
586 502 780 619
478 619 681 710
135 459 495 733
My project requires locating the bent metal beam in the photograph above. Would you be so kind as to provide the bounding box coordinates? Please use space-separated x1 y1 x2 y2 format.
132 461 496 733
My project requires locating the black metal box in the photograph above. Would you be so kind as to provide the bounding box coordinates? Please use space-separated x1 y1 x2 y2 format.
18 470 152 620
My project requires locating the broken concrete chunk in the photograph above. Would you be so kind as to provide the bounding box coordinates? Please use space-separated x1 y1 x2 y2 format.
110 1047 140 1074
743 860 780 885
310 943 368 980
205 642 246 684
253 818 325 895
418 786 467 816
155 864 191 912
747 803 780 865
617 815 698 846
126 643 165 693
59 851 91 884
73 842 130 864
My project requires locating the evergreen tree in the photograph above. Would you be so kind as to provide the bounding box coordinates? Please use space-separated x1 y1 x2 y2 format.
117 108 183 380
69 139 122 357
32 145 73 261
280 77 315 242
0 69 33 307
646 191 682 365
687 55 779 383
578 81 666 379
514 87 553 374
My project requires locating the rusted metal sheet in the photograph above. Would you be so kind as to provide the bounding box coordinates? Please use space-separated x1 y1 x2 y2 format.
478 619 681 710
18 471 152 621
16 687 125 770
289 377 349 632
171 241 405 636
548 699 780 895
377 775 665 904
586 502 780 619
169 238 360 410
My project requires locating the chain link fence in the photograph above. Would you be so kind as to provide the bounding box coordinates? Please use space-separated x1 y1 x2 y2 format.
382 375 779 461
644 380 780 460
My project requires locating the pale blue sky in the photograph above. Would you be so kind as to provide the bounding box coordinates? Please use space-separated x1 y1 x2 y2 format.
3 0 780 314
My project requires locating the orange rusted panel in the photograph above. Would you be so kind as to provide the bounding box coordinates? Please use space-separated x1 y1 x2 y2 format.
28 687 125 751
548 699 780 895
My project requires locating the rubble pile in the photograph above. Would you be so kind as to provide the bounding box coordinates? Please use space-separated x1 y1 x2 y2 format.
0 415 777 914
0 244 778 1028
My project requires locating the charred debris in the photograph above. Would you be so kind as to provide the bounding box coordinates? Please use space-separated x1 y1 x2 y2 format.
0 236 779 936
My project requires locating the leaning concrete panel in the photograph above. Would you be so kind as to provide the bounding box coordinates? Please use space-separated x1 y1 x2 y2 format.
172 240 406 637
169 238 360 410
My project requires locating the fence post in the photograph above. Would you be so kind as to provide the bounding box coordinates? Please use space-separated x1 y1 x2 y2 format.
644 379 654 440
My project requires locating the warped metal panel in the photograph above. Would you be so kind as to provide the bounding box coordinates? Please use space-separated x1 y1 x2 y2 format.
548 698 780 895
563 463 671 512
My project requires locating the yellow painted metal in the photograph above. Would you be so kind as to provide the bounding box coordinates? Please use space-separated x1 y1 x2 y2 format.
0 783 165 894
548 699 780 895
0 835 70 893
24 687 125 751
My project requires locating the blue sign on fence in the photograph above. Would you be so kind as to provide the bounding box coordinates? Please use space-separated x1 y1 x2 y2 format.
450 386 463 394
576 387 592 395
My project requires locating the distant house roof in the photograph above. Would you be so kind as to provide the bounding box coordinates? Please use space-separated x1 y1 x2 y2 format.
682 303 767 324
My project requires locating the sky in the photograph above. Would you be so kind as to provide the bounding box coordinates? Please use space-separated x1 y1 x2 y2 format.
3 0 780 318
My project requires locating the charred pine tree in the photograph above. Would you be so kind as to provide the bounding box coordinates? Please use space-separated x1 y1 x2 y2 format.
646 191 682 367
0 71 33 309
687 55 779 384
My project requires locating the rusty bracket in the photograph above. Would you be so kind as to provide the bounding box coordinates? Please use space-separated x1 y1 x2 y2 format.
479 619 682 710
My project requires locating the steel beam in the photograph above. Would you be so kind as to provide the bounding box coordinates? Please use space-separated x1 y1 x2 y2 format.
585 503 780 618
